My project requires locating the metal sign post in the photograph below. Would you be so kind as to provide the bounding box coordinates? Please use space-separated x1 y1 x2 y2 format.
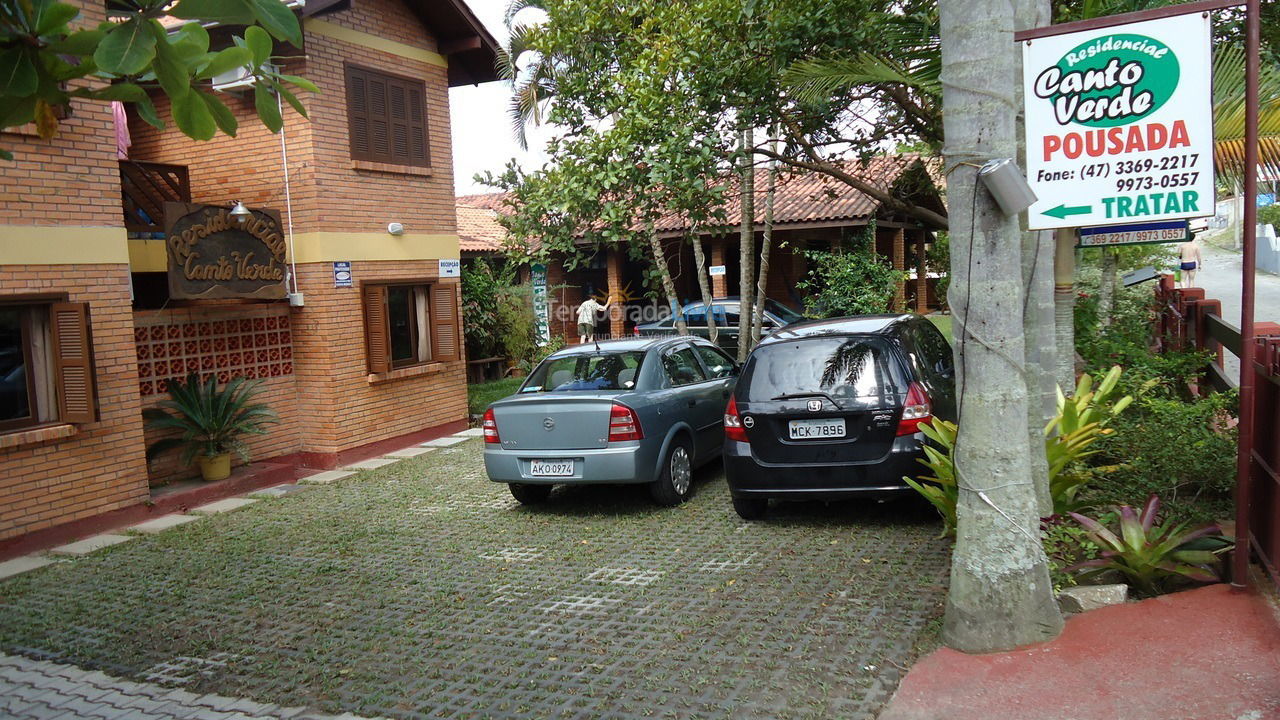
1016 0 1259 588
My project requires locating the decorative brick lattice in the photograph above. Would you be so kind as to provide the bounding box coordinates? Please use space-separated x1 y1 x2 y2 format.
134 307 293 396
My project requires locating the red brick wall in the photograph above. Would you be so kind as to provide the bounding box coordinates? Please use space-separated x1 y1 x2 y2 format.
0 1 119 226
0 265 148 542
290 260 465 454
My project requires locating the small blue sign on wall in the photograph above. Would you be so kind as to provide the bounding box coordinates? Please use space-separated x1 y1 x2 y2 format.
1258 193 1276 207
333 261 353 288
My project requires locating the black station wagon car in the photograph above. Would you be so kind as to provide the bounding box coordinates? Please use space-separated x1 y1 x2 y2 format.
722 314 956 519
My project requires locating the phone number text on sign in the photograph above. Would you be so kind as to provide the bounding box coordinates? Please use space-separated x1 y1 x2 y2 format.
1023 13 1214 230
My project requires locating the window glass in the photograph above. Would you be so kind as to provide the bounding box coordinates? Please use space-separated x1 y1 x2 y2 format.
765 299 804 324
663 347 708 386
743 337 903 408
523 351 646 392
386 284 431 367
0 309 31 424
683 310 707 327
693 345 735 379
915 322 954 377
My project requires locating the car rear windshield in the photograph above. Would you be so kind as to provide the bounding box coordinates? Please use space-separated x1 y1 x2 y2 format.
743 336 903 407
522 351 646 392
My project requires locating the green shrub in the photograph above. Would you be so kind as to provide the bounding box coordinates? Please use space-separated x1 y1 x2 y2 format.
144 373 279 465
1089 390 1237 525
796 223 906 318
1041 514 1104 592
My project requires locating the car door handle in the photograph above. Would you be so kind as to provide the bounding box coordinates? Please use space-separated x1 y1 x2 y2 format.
687 399 698 407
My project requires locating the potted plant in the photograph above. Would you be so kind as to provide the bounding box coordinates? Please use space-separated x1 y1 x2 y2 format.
144 373 279 482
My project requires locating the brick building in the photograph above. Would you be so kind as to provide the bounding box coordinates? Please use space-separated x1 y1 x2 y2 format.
0 0 498 548
458 155 947 342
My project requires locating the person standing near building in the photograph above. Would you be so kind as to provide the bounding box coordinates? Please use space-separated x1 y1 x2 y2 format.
1178 236 1204 288
577 292 611 343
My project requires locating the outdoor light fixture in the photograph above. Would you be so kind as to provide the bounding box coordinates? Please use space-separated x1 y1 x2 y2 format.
977 158 1037 217
387 222 405 236
229 200 252 224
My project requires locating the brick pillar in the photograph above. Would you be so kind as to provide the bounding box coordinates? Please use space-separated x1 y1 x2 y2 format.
915 230 929 313
710 236 728 297
607 247 624 337
893 227 906 311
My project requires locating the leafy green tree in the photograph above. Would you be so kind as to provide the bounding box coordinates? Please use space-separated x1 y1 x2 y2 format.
0 0 316 159
794 226 906 318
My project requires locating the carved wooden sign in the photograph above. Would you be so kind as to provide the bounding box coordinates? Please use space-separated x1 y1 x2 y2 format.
164 202 288 300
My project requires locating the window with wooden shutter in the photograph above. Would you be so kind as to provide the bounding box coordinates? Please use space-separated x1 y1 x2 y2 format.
345 64 430 167
363 285 391 374
49 302 96 424
430 284 460 362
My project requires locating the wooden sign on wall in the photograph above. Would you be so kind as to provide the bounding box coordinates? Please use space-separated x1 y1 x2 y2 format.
164 202 288 300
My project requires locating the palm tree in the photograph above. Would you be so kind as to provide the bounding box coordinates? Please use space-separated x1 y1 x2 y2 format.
497 0 557 150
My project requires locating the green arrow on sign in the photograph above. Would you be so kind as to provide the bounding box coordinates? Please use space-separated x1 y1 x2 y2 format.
1042 204 1092 219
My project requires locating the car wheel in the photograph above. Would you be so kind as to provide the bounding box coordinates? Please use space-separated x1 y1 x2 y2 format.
732 497 768 520
650 438 694 506
508 483 552 505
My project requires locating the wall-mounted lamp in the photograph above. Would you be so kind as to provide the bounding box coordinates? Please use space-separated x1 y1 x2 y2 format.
977 159 1037 217
229 200 252 224
387 222 405 236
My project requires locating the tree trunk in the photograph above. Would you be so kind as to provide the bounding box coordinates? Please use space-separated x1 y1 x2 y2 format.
647 230 687 335
737 126 756 362
690 233 718 343
939 0 1063 653
1014 0 1054 517
1098 247 1117 327
1054 228 1077 394
752 136 777 343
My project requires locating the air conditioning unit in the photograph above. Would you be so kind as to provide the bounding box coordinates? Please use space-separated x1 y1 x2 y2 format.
211 63 277 93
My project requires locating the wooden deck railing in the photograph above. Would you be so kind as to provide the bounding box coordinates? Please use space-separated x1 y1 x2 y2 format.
1157 275 1280 591
120 160 190 235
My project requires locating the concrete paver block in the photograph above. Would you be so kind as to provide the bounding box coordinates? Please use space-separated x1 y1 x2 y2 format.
420 436 468 447
48 534 135 557
1057 583 1129 613
0 556 58 580
248 484 308 498
189 498 258 515
454 428 485 437
128 514 200 535
384 447 434 459
342 458 398 471
298 471 356 485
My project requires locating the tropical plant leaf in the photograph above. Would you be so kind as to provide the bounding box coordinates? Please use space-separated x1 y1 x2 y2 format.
94 18 156 75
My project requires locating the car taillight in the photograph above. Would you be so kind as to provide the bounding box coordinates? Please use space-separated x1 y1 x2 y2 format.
608 403 643 441
482 407 500 444
724 395 750 443
896 382 932 436
632 326 641 336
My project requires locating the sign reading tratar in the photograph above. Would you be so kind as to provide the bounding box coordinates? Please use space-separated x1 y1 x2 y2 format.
1022 13 1213 230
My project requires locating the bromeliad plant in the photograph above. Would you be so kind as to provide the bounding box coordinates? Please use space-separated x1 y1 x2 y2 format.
1045 365 1151 513
904 418 958 538
1067 495 1232 597
144 373 279 467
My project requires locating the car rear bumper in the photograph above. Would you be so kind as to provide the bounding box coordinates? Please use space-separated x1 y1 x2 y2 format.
483 443 655 485
723 435 924 500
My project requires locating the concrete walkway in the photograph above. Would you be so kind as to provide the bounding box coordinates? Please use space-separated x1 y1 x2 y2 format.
880 583 1280 720
0 653 375 720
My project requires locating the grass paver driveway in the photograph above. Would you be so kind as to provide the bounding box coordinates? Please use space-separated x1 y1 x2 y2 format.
0 439 951 719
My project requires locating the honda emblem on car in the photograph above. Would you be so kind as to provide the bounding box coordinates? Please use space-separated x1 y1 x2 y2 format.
543 417 555 431
806 399 822 412
742 416 755 428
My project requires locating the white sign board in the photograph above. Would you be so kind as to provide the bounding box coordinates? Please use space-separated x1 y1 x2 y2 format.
438 258 461 278
1022 13 1214 230
708 265 726 277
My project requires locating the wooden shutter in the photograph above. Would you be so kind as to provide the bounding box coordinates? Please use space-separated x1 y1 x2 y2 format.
429 284 460 362
345 65 429 167
49 302 96 424
363 285 391 373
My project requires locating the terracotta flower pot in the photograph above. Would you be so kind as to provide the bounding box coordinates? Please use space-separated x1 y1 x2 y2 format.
198 453 231 482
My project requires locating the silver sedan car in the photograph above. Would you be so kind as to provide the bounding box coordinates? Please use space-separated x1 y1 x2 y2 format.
482 336 738 506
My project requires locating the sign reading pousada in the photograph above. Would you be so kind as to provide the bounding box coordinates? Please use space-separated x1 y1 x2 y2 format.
1022 13 1213 230
165 202 287 300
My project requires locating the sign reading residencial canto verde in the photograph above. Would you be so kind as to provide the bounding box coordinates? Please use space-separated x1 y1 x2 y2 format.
1022 13 1214 230
165 202 287 300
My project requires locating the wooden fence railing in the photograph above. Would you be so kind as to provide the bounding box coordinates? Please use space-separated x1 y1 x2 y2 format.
1156 275 1280 591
